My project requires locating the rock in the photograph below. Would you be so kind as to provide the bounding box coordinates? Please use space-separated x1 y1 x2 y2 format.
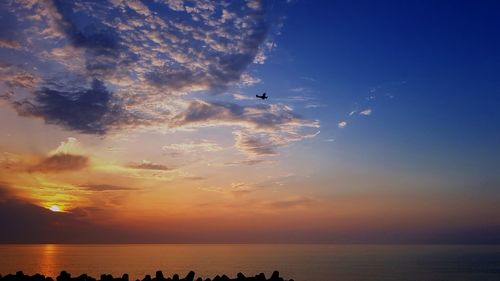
269 271 282 281
254 273 266 281
58 271 71 281
154 272 164 281
0 270 293 281
182 271 194 281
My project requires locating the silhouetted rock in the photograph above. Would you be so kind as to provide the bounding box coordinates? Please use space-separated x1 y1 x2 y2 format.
0 271 293 281
58 271 71 281
269 271 282 281
32 273 45 281
181 271 194 281
154 271 163 281
254 273 266 281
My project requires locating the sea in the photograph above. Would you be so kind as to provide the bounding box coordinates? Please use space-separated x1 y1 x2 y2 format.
0 244 499 281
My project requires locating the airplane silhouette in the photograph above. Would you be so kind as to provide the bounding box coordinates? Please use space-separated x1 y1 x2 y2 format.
256 92 268 100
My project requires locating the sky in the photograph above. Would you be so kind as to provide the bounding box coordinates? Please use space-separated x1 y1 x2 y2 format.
0 0 499 243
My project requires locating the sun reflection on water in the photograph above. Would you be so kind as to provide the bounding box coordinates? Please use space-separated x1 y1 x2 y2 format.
40 244 57 278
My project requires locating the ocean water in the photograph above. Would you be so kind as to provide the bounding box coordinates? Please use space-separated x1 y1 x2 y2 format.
0 244 499 281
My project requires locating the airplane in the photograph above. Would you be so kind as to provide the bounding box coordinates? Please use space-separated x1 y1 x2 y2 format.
256 92 268 100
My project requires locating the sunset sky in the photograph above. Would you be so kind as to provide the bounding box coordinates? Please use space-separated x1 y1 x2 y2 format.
1 0 499 243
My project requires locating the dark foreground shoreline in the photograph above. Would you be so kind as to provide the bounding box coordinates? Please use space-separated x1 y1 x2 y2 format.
0 271 293 281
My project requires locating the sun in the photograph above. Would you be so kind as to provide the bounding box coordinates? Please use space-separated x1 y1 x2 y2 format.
49 205 62 212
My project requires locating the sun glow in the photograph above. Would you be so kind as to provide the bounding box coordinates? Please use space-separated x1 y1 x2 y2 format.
49 205 62 212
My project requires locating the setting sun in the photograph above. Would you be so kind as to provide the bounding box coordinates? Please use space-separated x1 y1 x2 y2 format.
49 205 62 212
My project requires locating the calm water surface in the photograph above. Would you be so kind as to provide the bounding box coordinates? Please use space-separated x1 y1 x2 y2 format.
0 244 499 281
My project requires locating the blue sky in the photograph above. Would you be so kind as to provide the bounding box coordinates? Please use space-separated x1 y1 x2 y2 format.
253 0 500 187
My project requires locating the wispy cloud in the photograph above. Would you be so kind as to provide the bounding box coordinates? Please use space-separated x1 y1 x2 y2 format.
262 196 317 209
234 131 278 156
289 87 307 93
224 158 270 166
126 160 170 171
162 141 222 155
359 109 372 116
80 184 137 192
338 121 347 129
231 93 254 100
30 154 89 173
171 100 319 155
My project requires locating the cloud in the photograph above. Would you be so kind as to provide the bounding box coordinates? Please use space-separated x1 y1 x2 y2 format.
13 79 126 134
162 140 222 155
80 184 137 192
0 39 22 49
30 153 89 173
1 0 282 134
183 176 206 181
289 87 307 93
172 100 317 131
127 160 170 171
338 121 347 128
232 93 254 100
234 131 278 156
262 196 316 209
198 182 256 197
52 137 83 154
1 1 318 157
165 0 185 12
231 182 254 197
171 100 320 155
359 109 372 116
1 71 39 90
224 158 269 166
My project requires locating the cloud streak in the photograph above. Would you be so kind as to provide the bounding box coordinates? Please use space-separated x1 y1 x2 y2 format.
126 161 170 171
359 109 372 116
30 153 89 173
